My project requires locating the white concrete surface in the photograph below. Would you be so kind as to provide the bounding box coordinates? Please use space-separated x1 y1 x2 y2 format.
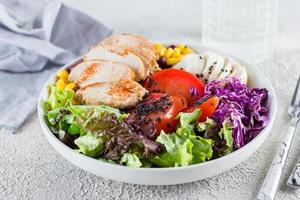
1 0 300 199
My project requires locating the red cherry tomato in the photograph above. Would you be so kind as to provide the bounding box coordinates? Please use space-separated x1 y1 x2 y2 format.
138 93 187 136
144 69 205 105
184 96 220 122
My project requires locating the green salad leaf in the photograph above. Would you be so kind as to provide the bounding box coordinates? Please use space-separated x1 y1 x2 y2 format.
177 109 201 129
151 110 213 167
197 118 217 132
44 85 74 111
218 121 233 155
120 153 142 168
74 134 104 158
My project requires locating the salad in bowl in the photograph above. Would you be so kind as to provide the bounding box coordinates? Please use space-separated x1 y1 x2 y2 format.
42 34 270 169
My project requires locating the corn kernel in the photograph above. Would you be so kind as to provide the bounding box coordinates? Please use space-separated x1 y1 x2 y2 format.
159 47 167 57
176 44 186 52
164 48 174 58
65 82 76 90
56 79 66 90
154 43 162 51
182 47 193 55
167 58 179 66
172 48 181 58
57 69 69 80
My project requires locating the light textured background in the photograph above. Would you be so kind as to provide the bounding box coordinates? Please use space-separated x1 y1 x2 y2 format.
1 0 300 200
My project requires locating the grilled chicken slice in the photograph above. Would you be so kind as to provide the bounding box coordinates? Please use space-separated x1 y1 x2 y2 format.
84 45 148 80
73 60 136 87
118 45 160 72
99 33 159 60
68 61 96 83
76 80 147 109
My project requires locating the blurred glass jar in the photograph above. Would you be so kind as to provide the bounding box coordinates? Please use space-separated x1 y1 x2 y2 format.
202 0 278 63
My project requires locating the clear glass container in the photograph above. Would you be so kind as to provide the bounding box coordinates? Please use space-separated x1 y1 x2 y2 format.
202 0 278 63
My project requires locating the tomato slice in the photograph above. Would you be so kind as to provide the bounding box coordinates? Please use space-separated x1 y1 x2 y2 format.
134 93 187 137
144 69 205 105
184 96 220 122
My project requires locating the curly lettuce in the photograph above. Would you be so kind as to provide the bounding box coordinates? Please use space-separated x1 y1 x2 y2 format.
44 85 74 111
74 134 104 158
151 110 213 167
120 153 142 168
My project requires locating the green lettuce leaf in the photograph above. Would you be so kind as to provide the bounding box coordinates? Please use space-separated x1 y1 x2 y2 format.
218 121 233 155
74 134 104 158
197 118 217 138
120 153 142 168
45 104 127 137
151 109 213 167
151 131 194 167
197 118 216 132
68 105 127 120
176 109 201 129
44 85 74 111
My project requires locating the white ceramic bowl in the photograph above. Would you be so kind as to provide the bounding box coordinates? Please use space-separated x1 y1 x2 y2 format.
38 45 277 185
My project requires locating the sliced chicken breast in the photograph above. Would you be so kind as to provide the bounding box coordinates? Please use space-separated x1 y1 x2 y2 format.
172 53 206 78
201 52 224 83
99 33 159 60
217 58 233 80
76 80 147 109
84 45 148 80
76 60 136 87
117 45 159 72
229 60 248 84
68 61 97 83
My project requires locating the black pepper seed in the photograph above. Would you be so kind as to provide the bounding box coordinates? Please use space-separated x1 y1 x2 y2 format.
200 74 204 78
196 73 200 78
213 61 217 64
199 56 203 59
208 71 211 74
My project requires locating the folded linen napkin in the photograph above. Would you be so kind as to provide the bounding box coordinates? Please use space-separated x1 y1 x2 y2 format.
0 0 112 133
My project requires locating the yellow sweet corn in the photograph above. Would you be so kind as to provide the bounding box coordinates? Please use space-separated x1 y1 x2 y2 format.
164 48 174 58
159 47 167 57
65 82 76 90
182 47 193 55
167 57 179 66
154 43 162 51
55 79 66 90
176 44 185 52
172 48 181 58
57 69 69 80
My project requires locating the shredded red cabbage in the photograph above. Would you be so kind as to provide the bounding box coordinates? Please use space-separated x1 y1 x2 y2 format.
204 78 268 149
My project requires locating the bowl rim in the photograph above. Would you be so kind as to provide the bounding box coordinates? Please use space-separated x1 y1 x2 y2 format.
37 45 278 172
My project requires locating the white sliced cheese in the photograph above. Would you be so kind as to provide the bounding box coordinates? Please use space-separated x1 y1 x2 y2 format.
217 58 233 80
201 52 224 83
172 53 206 77
229 60 248 84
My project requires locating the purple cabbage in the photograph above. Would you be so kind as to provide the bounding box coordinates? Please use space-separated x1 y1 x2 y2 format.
204 78 269 149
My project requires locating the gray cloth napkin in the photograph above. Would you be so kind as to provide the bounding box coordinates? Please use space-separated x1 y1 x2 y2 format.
0 0 112 133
